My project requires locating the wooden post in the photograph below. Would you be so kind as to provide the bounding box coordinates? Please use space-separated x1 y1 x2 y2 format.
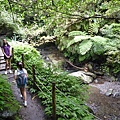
32 65 36 86
52 82 56 120
22 54 24 68
11 48 14 62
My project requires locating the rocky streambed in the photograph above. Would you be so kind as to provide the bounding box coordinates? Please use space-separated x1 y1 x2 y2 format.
87 76 120 120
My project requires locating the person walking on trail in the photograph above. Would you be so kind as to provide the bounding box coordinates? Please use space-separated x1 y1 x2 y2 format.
14 61 28 107
1 39 12 74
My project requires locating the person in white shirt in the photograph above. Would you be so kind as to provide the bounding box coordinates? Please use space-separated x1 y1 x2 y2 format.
14 61 28 107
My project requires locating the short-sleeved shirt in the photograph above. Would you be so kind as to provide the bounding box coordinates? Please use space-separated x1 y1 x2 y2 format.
15 68 27 76
2 45 10 56
15 68 28 88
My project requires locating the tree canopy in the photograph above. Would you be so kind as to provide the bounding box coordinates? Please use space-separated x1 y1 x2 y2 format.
0 0 120 73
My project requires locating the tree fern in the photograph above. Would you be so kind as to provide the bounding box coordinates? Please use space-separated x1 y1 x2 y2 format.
91 36 108 44
93 42 105 55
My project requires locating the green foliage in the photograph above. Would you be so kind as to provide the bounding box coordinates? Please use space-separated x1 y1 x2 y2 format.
67 36 90 48
1 0 119 38
11 42 94 120
62 24 120 75
88 22 100 35
104 0 120 17
104 39 120 74
0 8 25 38
10 42 43 70
58 30 120 74
0 75 19 112
100 23 120 39
59 34 107 62
79 40 93 55
68 31 87 37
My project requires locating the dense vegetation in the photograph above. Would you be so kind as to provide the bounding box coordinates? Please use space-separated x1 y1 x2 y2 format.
0 0 120 76
59 25 120 75
0 75 19 119
0 0 120 119
10 42 93 119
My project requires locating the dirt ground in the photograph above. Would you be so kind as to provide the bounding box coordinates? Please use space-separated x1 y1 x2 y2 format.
87 77 120 120
6 73 48 120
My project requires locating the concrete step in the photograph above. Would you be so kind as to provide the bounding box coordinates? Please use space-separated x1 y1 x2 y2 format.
0 64 6 71
0 55 4 57
0 60 6 64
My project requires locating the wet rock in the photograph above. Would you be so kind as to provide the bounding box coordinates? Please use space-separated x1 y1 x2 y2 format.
102 75 116 82
69 71 94 83
93 71 104 76
111 76 116 82
112 92 120 98
84 72 96 78
105 89 113 96
112 89 120 98
105 88 120 98
94 79 98 83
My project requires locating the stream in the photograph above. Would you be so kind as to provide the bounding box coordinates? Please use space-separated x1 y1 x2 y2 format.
36 42 120 120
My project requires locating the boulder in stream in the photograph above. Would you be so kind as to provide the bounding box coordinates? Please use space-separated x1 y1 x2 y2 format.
69 71 96 83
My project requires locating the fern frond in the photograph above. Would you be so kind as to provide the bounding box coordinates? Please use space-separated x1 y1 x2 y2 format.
79 40 93 55
67 36 90 48
88 23 99 35
68 31 87 37
91 36 108 44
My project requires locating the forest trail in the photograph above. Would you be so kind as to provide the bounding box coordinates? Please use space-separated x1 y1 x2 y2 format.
0 48 47 120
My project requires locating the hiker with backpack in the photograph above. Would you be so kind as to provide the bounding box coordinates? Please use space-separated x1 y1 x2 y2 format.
14 61 28 107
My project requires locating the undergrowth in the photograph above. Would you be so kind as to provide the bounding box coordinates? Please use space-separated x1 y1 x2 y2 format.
10 41 94 120
0 75 19 114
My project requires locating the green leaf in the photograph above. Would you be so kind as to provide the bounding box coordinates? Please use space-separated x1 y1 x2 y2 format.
69 31 87 37
91 36 107 44
79 40 93 55
67 36 90 48
93 42 105 55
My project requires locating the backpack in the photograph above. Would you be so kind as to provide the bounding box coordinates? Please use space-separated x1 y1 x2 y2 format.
16 70 27 86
